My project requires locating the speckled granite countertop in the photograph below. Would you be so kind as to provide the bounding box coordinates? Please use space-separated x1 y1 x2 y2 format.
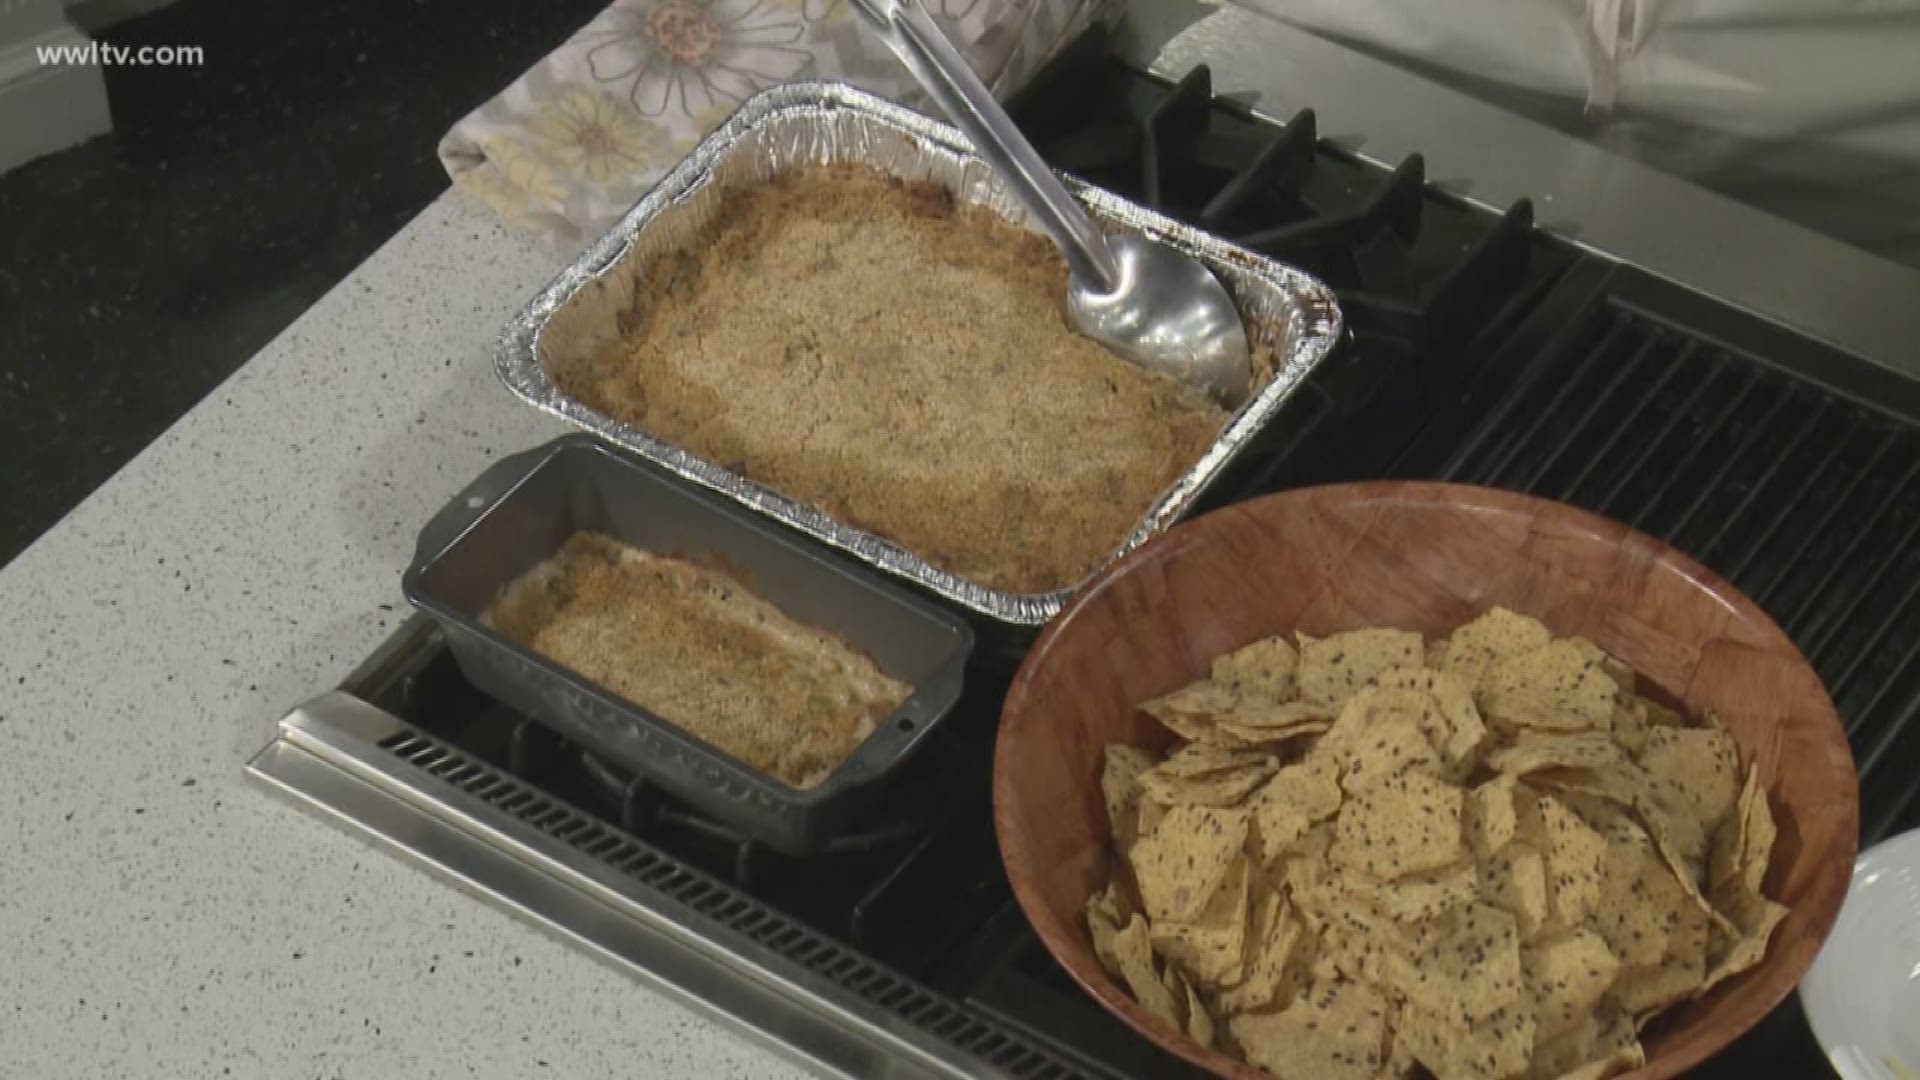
0 192 812 1080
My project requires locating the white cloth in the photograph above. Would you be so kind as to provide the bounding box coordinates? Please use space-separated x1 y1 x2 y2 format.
439 0 1110 255
1229 0 1920 268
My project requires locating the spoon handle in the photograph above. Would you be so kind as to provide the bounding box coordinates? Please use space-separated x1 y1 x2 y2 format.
851 0 1120 293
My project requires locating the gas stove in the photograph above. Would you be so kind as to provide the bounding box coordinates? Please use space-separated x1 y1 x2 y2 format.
249 11 1920 1079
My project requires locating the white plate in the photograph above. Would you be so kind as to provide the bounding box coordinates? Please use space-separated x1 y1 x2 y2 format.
1801 827 1920 1080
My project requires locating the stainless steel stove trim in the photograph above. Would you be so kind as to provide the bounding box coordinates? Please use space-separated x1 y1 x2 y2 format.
245 691 1103 1080
1118 2 1920 384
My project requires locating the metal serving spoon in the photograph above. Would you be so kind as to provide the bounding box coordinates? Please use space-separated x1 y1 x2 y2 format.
848 0 1254 408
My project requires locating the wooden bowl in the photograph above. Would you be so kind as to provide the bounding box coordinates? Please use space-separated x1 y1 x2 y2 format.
994 482 1858 1080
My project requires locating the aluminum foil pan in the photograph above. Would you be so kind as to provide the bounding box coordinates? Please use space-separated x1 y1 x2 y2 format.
495 81 1343 627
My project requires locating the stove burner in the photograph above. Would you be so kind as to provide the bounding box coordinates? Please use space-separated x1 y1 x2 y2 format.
575 749 928 888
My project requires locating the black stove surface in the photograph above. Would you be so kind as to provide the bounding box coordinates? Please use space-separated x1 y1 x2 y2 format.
372 34 1920 1080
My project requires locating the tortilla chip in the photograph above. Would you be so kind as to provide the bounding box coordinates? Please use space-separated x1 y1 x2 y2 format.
1102 744 1158 846
1579 1012 1644 1079
1216 700 1335 748
1252 805 1317 869
1140 762 1277 808
1259 758 1344 818
1160 964 1195 1032
1592 824 1696 965
1336 859 1481 923
1525 1013 1601 1080
1322 683 1477 788
1440 607 1554 686
1141 683 1284 748
1638 725 1741 833
1528 1009 1642 1080
1481 640 1619 732
1332 770 1466 880
1517 789 1609 929
1137 796 1167 841
1247 760 1343 868
1236 700 1337 727
1215 890 1306 1015
1520 1014 1597 1076
1111 915 1183 1025
1707 766 1756 896
1700 896 1787 992
1608 699 1651 756
1231 976 1392 1080
1524 929 1622 1040
1152 857 1251 988
1293 819 1337 867
1537 763 1710 883
1373 1028 1416 1080
1287 858 1419 990
1555 1045 1645 1080
1559 636 1606 665
1131 805 1250 923
1722 880 1787 941
1211 635 1301 704
1489 732 1627 776
1338 715 1444 794
1153 742 1278 779
1399 901 1527 1020
1709 764 1775 907
1179 971 1216 1048
1142 705 1225 742
1282 836 1334 909
1089 877 1134 925
1547 786 1632 837
1598 656 1636 699
1574 780 1743 941
1290 936 1334 978
1087 892 1126 978
1732 793 1777 900
1319 686 1404 757
1398 993 1536 1080
1141 680 1238 733
1222 720 1333 749
1219 699 1334 730
1466 774 1521 858
1638 695 1688 729
1298 629 1426 710
1220 710 1334 746
1312 908 1410 992
1482 839 1551 939
1426 636 1452 670
1610 901 1709 1018
1372 666 1489 777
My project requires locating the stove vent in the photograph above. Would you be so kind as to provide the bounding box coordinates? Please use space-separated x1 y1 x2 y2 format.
376 731 1110 1080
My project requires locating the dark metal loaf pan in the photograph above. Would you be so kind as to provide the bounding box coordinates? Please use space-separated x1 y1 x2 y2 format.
403 434 974 855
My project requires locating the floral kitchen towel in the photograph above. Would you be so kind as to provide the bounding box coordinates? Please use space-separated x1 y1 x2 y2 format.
440 0 1110 253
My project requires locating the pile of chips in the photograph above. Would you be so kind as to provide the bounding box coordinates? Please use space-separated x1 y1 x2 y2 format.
1087 608 1787 1080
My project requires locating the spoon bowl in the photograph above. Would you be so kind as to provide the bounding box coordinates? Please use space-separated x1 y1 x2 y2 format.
1068 231 1252 406
851 0 1254 407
